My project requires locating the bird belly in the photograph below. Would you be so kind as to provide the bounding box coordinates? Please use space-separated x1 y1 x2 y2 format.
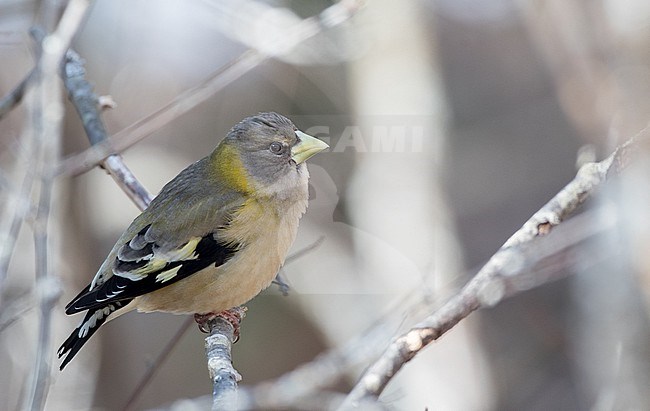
132 197 305 314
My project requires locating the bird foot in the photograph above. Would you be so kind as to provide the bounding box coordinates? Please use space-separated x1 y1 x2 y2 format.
194 306 247 341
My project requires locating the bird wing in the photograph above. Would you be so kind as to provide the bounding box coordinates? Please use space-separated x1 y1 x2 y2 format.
64 166 247 315
64 226 239 314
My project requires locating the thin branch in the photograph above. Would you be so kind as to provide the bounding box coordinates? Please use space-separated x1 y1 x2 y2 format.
22 1 90 411
61 48 153 208
100 155 153 210
0 68 36 120
0 137 39 288
56 0 365 177
0 290 35 333
340 127 649 408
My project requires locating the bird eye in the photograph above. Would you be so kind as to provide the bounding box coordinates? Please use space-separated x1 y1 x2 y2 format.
269 142 284 155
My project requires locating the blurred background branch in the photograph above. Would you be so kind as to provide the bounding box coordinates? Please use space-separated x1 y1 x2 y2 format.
17 1 90 410
342 127 647 407
0 67 35 121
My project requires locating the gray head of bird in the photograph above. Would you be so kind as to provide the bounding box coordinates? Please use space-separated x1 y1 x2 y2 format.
211 112 329 199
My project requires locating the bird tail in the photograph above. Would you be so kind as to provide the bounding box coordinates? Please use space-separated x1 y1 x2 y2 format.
58 299 132 370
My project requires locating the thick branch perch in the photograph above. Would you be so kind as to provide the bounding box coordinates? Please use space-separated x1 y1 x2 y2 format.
205 307 246 411
341 127 649 408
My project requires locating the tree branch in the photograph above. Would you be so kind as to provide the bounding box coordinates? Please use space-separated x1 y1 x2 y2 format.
61 48 153 209
340 126 650 408
205 307 246 411
0 68 36 121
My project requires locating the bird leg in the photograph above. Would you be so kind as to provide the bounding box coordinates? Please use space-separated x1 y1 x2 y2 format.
194 306 247 341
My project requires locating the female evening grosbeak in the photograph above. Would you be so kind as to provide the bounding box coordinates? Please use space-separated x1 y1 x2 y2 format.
58 112 328 370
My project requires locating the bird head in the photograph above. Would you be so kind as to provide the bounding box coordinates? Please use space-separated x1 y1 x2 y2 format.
211 112 328 197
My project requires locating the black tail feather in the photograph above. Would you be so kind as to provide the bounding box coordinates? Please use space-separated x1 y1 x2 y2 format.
58 299 132 370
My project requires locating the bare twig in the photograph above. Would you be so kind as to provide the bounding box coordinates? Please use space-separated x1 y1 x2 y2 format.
340 128 649 408
21 2 90 411
0 68 36 120
56 0 365 177
61 48 153 208
100 155 153 210
0 290 35 333
0 138 39 288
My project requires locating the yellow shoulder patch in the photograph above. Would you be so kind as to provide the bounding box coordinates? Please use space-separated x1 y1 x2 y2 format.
211 144 252 194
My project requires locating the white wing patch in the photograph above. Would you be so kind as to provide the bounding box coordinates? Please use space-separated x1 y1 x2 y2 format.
155 266 182 283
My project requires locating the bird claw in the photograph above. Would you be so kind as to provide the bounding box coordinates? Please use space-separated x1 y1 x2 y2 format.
194 306 247 341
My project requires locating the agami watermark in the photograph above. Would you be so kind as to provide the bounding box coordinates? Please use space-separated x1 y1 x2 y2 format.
305 124 425 153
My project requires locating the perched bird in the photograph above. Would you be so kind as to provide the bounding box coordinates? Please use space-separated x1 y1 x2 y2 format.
58 112 328 370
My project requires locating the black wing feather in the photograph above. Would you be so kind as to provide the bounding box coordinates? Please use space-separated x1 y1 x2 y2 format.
65 234 238 314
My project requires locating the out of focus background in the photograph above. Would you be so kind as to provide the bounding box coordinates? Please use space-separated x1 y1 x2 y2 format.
1 0 650 410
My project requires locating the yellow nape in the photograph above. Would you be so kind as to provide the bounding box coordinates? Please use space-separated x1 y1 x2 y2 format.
211 143 252 194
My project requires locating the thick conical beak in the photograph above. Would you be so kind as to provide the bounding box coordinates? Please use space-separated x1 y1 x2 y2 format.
291 130 329 164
